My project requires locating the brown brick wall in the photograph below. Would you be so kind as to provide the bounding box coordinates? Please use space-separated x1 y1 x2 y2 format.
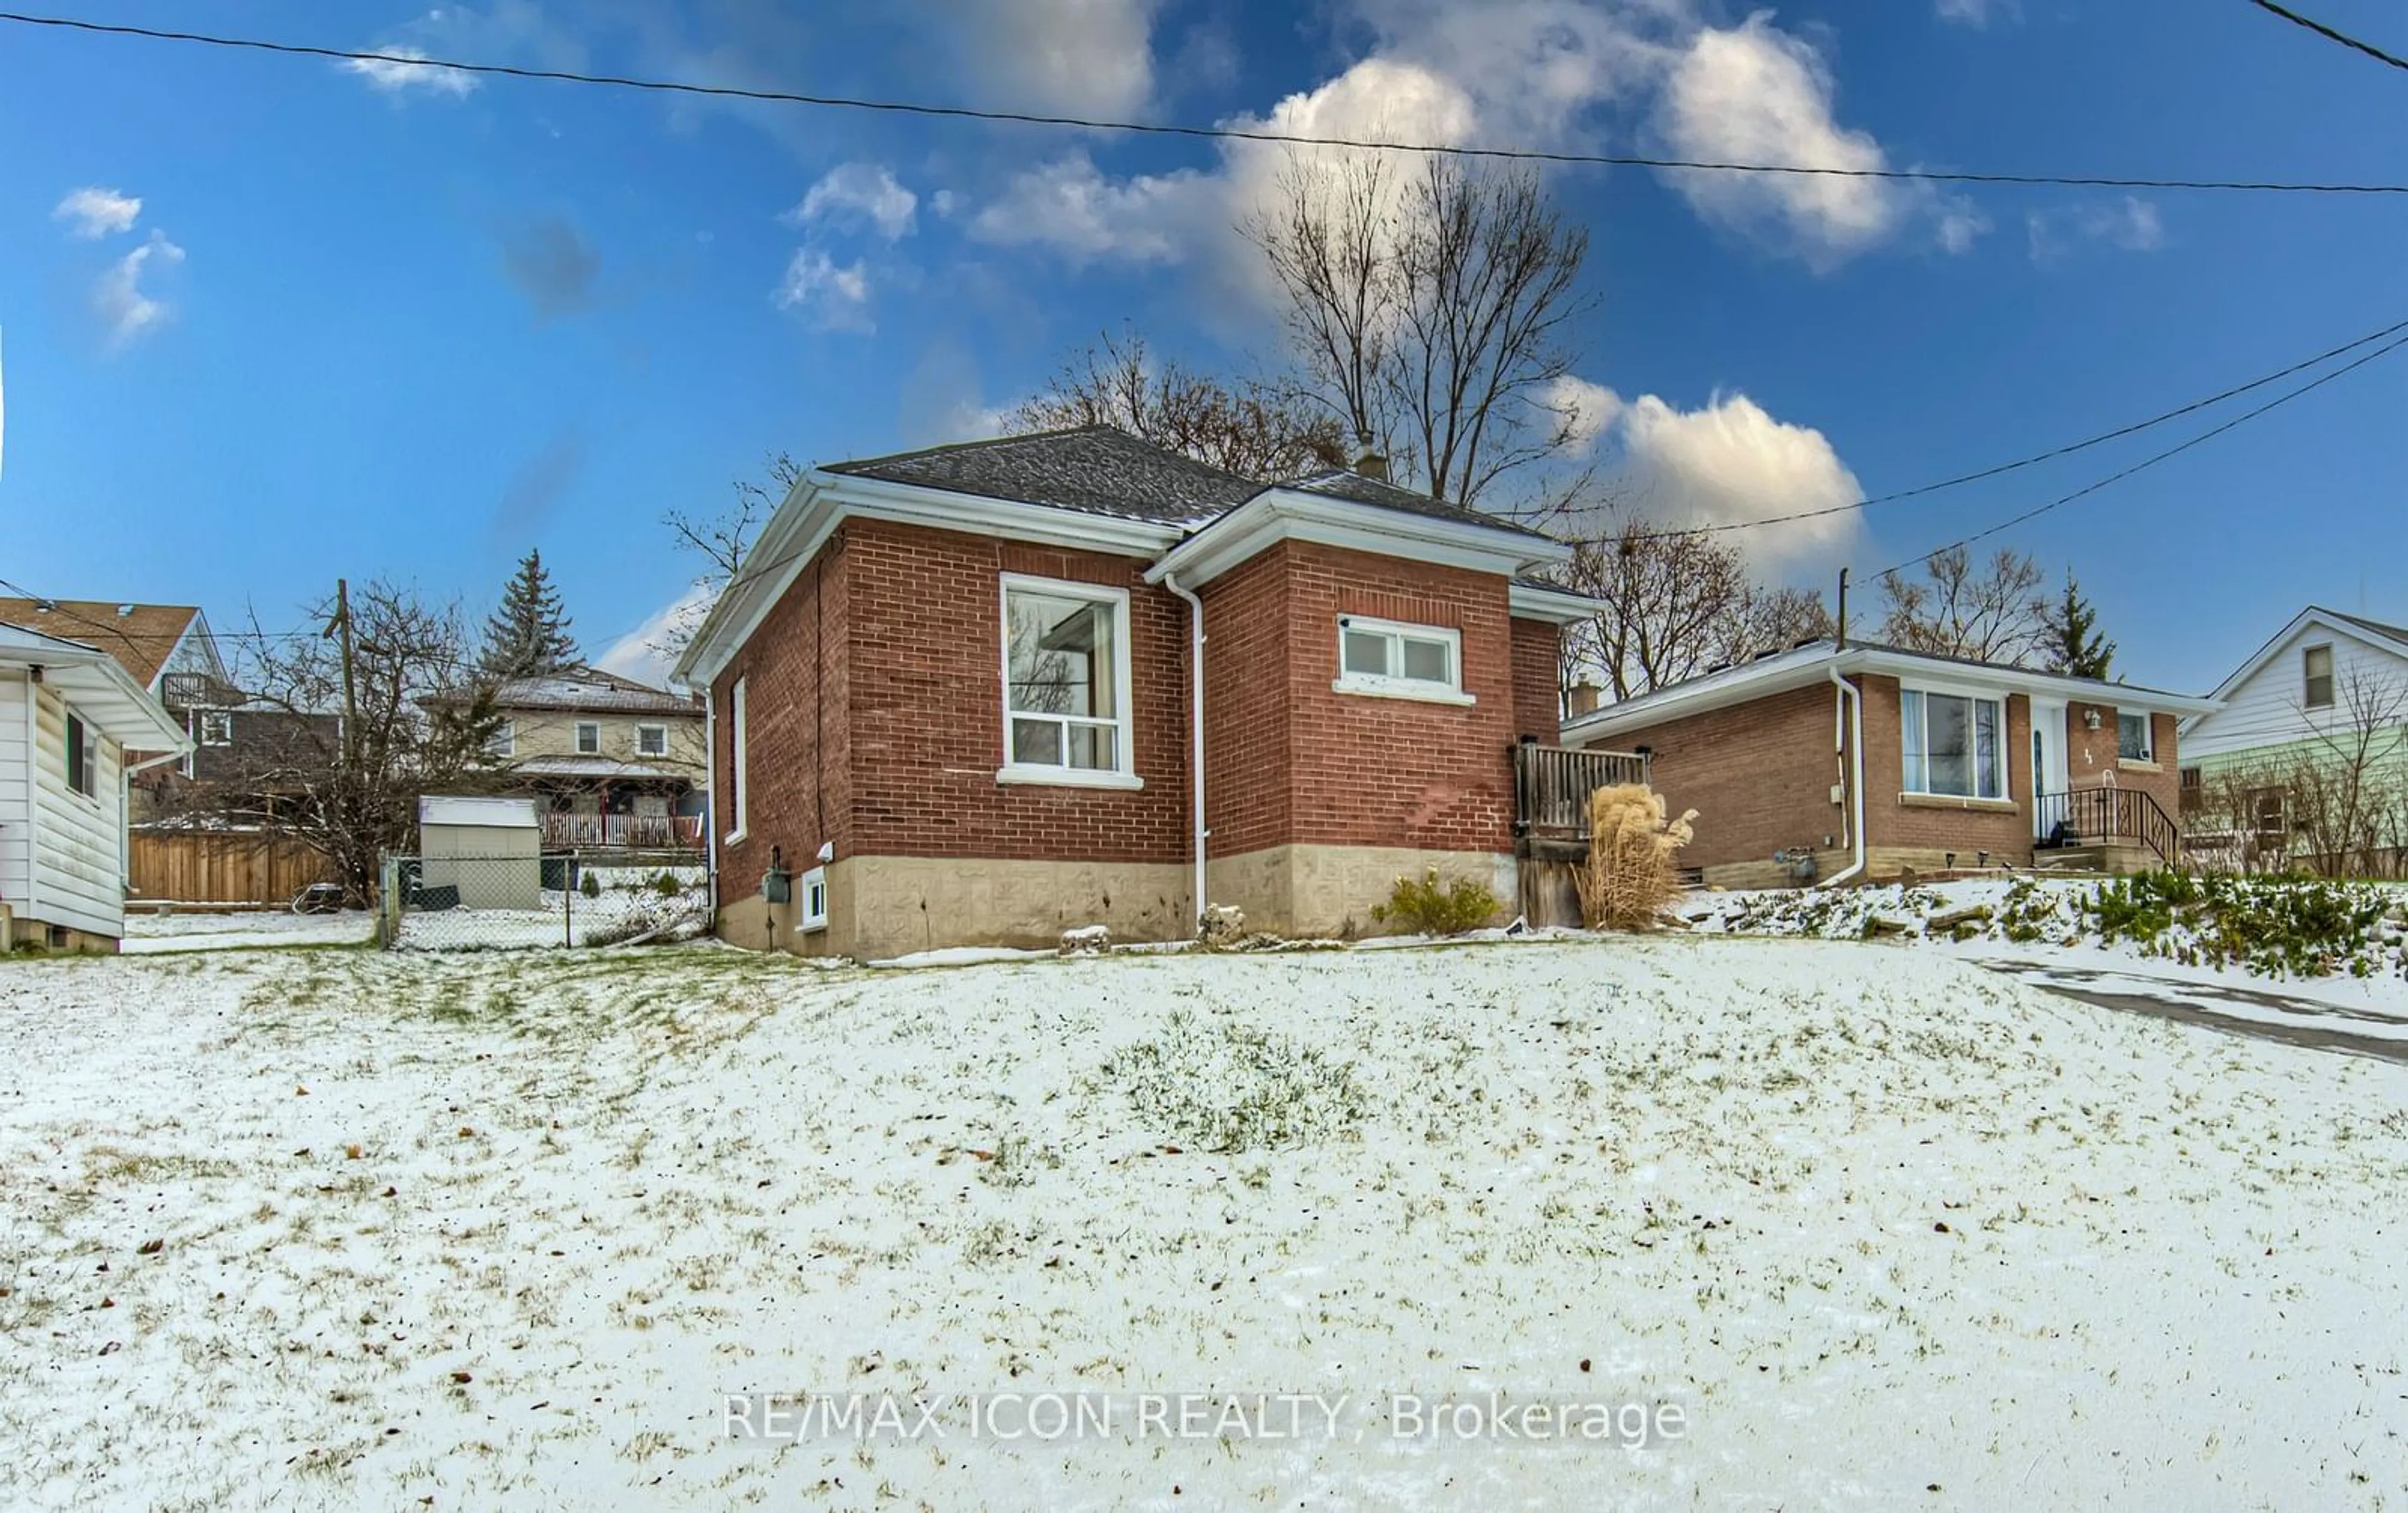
1608 681 1845 871
1509 618 1563 745
843 520 1190 863
1275 543 1522 856
1857 674 2032 864
2062 701 2182 820
712 530 853 896
1196 546 1292 859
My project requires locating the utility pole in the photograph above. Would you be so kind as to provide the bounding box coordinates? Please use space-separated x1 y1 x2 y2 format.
328 578 359 773
1835 568 1849 652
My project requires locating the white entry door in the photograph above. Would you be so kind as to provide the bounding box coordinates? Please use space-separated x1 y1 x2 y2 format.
2030 699 2069 841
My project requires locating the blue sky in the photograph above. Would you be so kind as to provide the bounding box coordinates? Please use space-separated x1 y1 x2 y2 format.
2 0 2402 693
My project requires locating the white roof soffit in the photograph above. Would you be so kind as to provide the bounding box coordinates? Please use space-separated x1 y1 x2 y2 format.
0 624 190 751
675 471 1185 687
1507 580 1604 625
1561 642 2219 744
1145 488 1570 589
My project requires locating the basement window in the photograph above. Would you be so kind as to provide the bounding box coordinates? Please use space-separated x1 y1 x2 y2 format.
998 575 1139 788
1901 688 2005 800
1333 615 1472 706
796 866 828 932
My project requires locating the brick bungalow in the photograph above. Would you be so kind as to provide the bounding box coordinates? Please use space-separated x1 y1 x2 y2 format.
673 426 1595 958
1559 640 2221 889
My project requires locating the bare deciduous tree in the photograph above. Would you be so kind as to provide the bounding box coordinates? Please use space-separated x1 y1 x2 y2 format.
1247 154 1593 506
1007 328 1347 479
1875 546 2050 666
650 451 805 666
1556 516 1832 701
226 584 507 903
2185 666 2408 878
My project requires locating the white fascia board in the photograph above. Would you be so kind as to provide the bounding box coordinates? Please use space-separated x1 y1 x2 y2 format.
1145 490 1568 588
1848 650 2221 716
2199 607 2407 706
42 656 193 752
676 472 1184 688
1506 581 1603 625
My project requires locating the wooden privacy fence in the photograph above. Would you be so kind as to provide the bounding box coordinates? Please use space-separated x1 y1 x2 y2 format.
1511 743 1653 928
129 829 339 910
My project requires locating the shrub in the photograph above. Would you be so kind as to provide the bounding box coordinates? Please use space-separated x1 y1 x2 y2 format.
578 871 602 899
1576 783 1698 931
652 869 683 898
1370 866 1500 936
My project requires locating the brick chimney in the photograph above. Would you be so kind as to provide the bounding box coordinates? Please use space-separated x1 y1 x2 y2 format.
1353 451 1388 483
1565 682 1602 718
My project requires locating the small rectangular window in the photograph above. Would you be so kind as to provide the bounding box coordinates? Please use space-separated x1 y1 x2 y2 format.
488 720 515 757
1333 616 1465 701
798 865 828 932
2116 711 2152 762
2303 645 2334 709
727 677 748 839
198 711 233 746
636 723 668 757
65 713 96 797
574 721 601 755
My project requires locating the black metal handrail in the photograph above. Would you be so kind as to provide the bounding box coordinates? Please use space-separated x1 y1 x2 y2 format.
2034 785 2180 867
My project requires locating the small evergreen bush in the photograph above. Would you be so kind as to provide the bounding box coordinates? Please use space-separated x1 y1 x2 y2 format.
1370 866 1501 936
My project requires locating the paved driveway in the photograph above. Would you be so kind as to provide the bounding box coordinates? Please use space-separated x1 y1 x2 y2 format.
1978 959 2408 1065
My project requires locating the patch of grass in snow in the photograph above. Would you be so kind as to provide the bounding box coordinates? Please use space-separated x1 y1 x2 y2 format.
1094 1009 1368 1153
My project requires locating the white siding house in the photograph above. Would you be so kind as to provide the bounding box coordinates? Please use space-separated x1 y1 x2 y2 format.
2182 608 2408 767
0 623 191 950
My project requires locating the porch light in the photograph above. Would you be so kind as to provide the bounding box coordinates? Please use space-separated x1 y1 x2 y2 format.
2083 707 2102 731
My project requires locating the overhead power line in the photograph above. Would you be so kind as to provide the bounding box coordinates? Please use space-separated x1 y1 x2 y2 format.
1625 314 2408 544
1871 327 2408 578
2246 0 2408 72
4 9 2408 196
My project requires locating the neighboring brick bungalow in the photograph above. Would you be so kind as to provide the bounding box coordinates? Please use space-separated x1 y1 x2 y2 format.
673 426 1594 958
1560 640 2221 889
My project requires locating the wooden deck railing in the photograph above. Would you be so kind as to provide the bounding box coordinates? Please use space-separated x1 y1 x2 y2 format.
539 813 705 851
1513 743 1650 838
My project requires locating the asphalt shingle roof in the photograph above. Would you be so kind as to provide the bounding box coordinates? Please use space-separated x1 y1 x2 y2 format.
491 666 702 716
821 425 1553 540
0 598 198 689
824 425 1262 527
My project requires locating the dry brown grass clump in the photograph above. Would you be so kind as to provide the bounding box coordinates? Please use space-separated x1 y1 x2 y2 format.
1576 783 1698 931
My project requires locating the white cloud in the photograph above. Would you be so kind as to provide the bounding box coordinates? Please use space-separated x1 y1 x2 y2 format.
911 0 1159 118
598 584 713 686
1544 375 1625 452
968 152 1208 267
791 163 919 241
2027 195 2165 262
1936 204 1992 255
343 46 480 97
93 232 184 348
774 248 874 331
1935 0 2017 25
53 187 142 239
1652 16 1901 267
1568 383 1862 568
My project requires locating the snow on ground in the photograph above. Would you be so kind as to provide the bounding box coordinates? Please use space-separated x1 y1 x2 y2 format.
1687 876 2408 1026
4 938 2408 1509
120 910 378 953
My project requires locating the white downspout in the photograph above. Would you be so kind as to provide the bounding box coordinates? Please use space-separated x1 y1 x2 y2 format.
702 685 719 924
19 672 36 927
1821 664 1867 888
1162 573 1207 937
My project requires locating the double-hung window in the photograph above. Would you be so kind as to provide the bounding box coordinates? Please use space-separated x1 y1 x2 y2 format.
1333 615 1471 704
636 723 668 757
574 721 601 755
65 712 97 798
2303 645 2335 709
1000 575 1136 785
1901 688 2005 800
2116 711 2152 762
488 720 515 758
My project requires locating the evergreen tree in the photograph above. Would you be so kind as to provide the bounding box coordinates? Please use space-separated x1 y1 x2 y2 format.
2045 572 2115 681
481 548 578 678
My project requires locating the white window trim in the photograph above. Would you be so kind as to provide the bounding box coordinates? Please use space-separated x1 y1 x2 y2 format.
726 677 749 843
1899 684 2010 800
489 719 516 758
1331 614 1474 706
2116 709 2154 762
574 719 602 755
64 709 99 802
796 865 828 932
198 710 233 746
996 573 1139 788
2302 642 2335 709
635 722 669 757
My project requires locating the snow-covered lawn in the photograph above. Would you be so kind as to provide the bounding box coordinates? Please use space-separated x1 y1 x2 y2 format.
120 909 378 953
4 938 2407 1509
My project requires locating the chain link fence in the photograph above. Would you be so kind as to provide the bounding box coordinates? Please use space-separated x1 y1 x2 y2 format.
379 855 707 951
